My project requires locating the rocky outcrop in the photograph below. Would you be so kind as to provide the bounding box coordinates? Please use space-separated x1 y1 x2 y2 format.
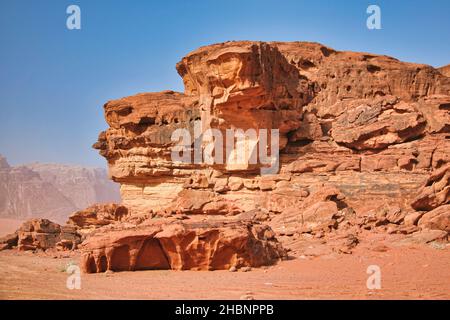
0 155 121 223
0 208 133 252
411 163 449 211
67 203 128 228
1 218 82 251
411 163 449 234
84 41 450 271
94 41 450 218
439 64 450 77
418 205 450 233
0 232 19 251
81 219 286 272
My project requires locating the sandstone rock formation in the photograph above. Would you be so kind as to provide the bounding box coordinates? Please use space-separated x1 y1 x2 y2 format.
94 41 449 218
0 155 121 223
82 41 449 271
411 163 449 211
2 41 449 273
439 64 450 77
67 203 128 229
0 218 81 251
412 163 450 235
0 232 18 251
81 218 285 272
418 205 450 233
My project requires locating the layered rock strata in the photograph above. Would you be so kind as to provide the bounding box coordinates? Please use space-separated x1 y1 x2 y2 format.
81 218 286 272
0 218 81 251
2 42 449 272
94 41 450 218
83 41 450 271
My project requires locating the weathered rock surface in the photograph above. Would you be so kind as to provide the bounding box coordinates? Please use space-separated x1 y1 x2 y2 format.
81 219 286 272
14 219 81 251
0 232 19 251
418 205 450 233
411 163 450 211
3 42 449 274
94 41 450 219
85 41 450 271
439 64 450 77
67 203 128 228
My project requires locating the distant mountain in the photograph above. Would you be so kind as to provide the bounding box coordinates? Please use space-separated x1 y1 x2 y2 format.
0 154 120 223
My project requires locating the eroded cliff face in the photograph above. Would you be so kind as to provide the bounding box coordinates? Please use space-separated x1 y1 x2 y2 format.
82 41 450 272
94 41 450 217
81 218 285 272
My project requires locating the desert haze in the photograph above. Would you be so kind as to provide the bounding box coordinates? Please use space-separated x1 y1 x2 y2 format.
0 154 120 223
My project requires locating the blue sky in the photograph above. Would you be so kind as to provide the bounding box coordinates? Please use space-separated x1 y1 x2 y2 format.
1 0 449 167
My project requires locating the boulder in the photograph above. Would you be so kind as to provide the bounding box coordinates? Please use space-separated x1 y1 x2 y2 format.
11 219 82 251
0 232 18 251
67 203 128 228
411 163 450 211
81 220 286 273
418 205 450 233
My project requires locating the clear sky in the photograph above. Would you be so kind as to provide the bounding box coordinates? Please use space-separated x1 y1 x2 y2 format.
1 0 449 168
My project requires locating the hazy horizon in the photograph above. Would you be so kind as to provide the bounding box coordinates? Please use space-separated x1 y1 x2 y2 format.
0 154 109 170
1 0 449 167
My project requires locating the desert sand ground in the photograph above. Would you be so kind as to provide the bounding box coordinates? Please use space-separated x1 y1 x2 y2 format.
0 238 449 300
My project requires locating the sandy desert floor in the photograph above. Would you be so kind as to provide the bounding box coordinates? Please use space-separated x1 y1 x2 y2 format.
0 239 449 300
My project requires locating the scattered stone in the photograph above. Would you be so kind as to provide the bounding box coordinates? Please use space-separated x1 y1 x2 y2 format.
397 230 448 246
371 244 389 252
404 212 425 226
411 164 450 211
229 266 237 272
17 219 81 251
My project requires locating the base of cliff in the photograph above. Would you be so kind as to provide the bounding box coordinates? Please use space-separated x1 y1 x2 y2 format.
81 218 287 272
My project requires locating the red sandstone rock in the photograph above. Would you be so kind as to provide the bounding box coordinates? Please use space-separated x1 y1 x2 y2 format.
418 205 450 233
439 64 450 77
67 203 128 228
16 219 81 251
81 220 286 273
94 41 450 219
0 232 18 251
90 41 450 266
404 211 425 226
269 186 346 237
397 229 448 245
411 163 450 211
